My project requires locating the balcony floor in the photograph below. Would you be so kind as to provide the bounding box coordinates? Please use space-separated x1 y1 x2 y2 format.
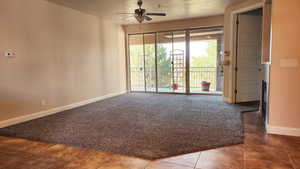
131 88 223 95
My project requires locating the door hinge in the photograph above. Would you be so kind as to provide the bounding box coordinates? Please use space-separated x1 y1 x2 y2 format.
235 67 238 71
234 89 238 94
236 19 239 25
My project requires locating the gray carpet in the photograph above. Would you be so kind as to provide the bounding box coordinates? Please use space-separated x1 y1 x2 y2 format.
0 94 257 159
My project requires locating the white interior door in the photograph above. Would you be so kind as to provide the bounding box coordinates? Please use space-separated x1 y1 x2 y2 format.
236 14 262 103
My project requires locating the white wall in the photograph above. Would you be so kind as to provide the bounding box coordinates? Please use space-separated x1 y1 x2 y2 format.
0 0 126 122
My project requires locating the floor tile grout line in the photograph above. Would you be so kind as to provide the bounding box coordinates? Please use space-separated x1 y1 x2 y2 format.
243 144 246 169
193 152 202 169
286 150 297 169
143 161 152 169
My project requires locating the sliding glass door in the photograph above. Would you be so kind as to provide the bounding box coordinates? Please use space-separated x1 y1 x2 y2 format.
157 32 173 92
129 33 156 92
144 34 156 92
156 31 186 93
129 34 145 92
128 27 223 94
189 28 223 94
172 31 186 93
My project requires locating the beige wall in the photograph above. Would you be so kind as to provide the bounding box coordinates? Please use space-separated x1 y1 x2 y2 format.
269 0 300 129
0 0 126 122
101 20 127 94
123 15 224 34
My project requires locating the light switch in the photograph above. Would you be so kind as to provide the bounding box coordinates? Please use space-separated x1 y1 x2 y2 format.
280 59 298 68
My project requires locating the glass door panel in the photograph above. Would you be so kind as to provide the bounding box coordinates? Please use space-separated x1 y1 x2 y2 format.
189 28 223 94
144 34 156 92
172 31 186 93
129 34 145 92
157 32 173 92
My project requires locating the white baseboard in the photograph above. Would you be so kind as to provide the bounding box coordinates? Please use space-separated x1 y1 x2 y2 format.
0 91 127 128
267 125 300 137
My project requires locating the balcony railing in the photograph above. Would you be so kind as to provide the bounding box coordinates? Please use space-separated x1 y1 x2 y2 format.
190 67 217 91
130 66 218 92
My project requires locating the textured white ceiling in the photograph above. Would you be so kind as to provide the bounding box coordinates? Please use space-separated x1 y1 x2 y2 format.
46 0 245 24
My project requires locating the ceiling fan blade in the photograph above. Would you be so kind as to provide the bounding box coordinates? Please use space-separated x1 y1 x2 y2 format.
144 15 153 21
146 13 166 16
118 13 135 15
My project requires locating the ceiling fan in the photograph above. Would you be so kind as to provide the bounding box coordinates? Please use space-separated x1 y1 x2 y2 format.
119 0 167 23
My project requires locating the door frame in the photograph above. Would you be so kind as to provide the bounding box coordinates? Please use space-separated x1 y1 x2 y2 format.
126 26 224 95
229 2 264 103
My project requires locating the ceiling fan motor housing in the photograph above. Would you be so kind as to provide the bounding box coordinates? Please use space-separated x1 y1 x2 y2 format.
120 0 166 23
135 7 146 23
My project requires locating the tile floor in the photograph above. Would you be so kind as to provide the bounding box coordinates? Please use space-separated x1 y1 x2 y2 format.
0 111 299 169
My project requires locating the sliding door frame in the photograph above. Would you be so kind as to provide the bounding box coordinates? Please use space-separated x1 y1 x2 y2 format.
186 30 191 94
142 34 147 92
127 26 223 95
155 32 159 93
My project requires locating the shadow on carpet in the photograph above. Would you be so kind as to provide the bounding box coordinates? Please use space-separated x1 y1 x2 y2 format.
0 94 258 160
